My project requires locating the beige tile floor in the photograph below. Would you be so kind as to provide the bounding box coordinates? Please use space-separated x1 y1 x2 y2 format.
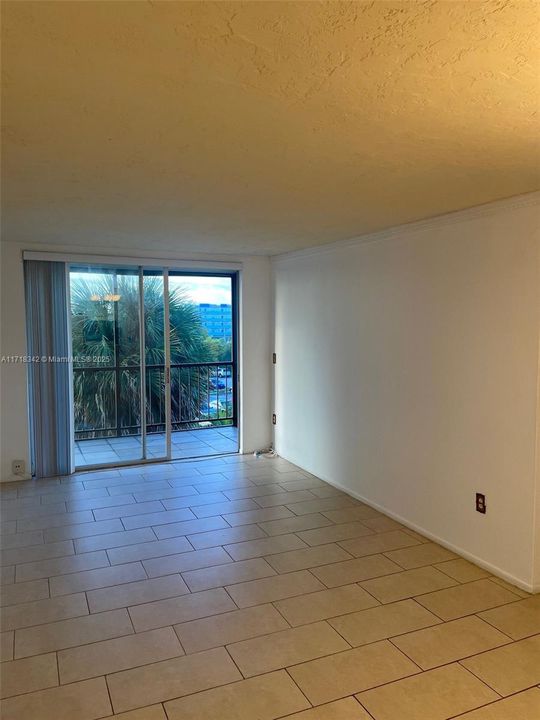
0 455 539 719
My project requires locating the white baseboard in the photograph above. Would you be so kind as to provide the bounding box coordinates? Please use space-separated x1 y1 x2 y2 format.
277 452 537 595
0 473 32 484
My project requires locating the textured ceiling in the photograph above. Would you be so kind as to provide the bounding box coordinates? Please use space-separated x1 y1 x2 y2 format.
2 1 539 255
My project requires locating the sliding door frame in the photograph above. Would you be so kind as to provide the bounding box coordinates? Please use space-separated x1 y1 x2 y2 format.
138 266 147 461
163 269 172 461
69 263 171 471
70 263 238 472
167 269 239 460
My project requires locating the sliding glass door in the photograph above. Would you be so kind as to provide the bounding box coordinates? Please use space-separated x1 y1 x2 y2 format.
168 273 238 460
69 265 238 470
70 266 146 467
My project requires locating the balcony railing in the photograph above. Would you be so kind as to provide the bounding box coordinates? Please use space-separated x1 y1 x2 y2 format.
74 361 235 440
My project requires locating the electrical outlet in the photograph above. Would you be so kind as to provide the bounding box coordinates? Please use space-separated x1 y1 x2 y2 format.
12 459 25 476
476 493 486 514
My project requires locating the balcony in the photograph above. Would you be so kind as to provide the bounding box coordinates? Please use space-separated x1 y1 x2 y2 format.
75 425 238 465
74 361 238 467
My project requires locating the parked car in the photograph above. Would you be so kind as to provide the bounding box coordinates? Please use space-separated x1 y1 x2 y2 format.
201 400 223 415
209 378 228 390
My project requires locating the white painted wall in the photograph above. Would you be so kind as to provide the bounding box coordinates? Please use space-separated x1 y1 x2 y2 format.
0 243 272 482
273 195 540 591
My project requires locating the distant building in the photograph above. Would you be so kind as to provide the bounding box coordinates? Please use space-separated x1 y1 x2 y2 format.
198 303 232 340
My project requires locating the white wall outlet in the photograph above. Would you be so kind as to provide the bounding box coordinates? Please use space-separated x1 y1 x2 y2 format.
12 460 25 475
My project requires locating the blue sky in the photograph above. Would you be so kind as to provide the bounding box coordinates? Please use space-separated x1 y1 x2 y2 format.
70 270 232 306
169 276 231 306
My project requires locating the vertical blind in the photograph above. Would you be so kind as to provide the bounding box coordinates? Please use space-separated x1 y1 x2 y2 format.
24 260 73 478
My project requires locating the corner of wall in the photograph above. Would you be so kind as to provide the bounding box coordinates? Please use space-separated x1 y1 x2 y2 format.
532 235 540 591
0 242 31 482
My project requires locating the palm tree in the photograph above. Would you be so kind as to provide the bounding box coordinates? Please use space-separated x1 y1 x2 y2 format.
70 272 230 438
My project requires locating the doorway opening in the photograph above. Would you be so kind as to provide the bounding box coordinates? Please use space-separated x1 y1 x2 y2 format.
69 265 239 470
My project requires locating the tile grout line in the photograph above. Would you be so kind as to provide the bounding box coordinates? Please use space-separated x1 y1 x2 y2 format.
103 672 115 716
447 685 540 718
283 666 315 711
472 605 524 640
269 600 293 629
222 585 241 610
385 635 431 672
455 660 504 698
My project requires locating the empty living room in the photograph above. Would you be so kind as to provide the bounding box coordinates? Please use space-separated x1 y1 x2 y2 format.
1 1 539 719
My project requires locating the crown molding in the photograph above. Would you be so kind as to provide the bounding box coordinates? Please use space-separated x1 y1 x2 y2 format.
273 191 540 264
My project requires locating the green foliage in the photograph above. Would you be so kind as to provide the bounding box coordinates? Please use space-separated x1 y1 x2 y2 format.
70 273 232 437
203 337 233 362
